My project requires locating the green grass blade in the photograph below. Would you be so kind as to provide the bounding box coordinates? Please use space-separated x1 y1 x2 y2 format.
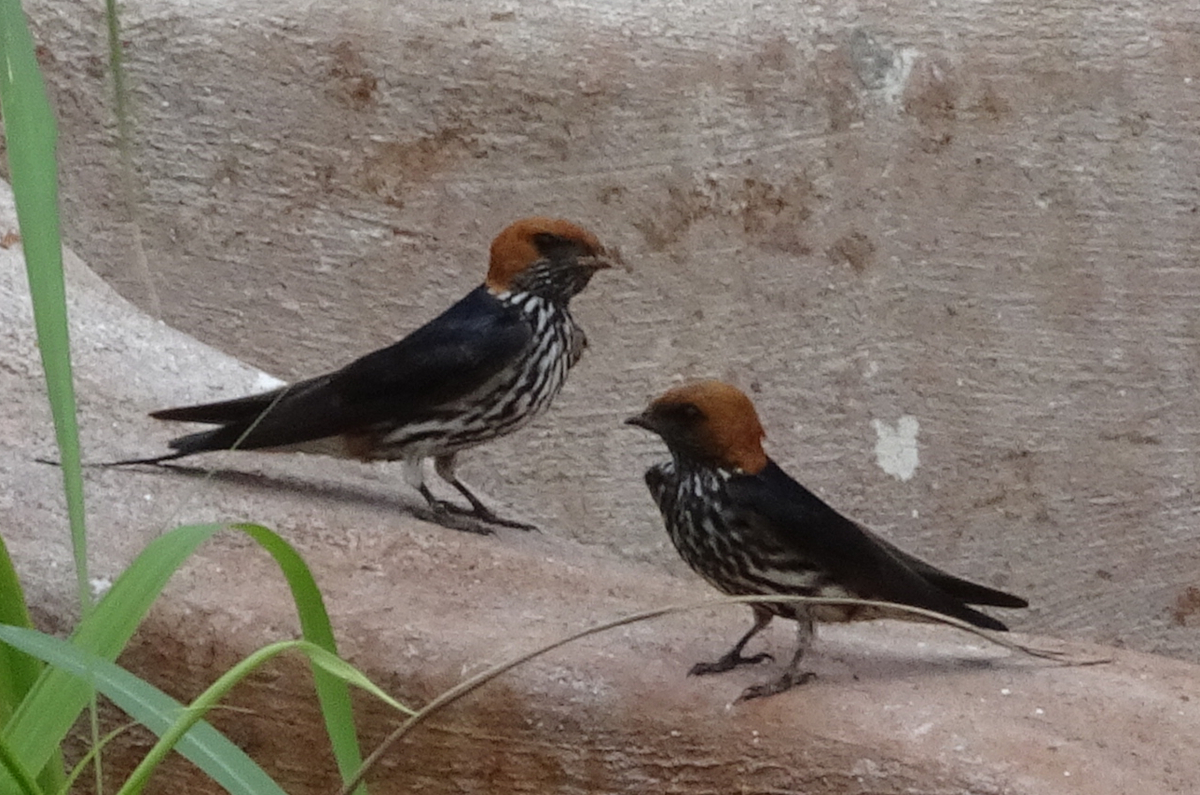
230 523 368 792
0 537 41 726
0 0 88 617
1 524 225 788
3 522 370 792
116 640 410 795
1 626 409 795
114 640 304 795
0 735 41 795
60 720 138 795
304 646 411 715
0 625 287 795
0 540 57 795
3 2 100 790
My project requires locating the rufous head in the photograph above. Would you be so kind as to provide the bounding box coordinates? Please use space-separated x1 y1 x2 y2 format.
485 217 615 300
626 380 768 474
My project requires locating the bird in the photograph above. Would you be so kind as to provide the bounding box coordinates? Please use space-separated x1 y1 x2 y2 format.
106 217 616 532
626 380 1028 700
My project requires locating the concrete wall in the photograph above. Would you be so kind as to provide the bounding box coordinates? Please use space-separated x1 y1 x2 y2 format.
29 0 1200 662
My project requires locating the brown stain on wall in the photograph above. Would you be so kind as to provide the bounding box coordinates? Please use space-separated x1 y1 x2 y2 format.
329 40 378 110
1172 586 1200 627
826 230 875 273
633 172 815 256
359 127 479 206
903 55 960 153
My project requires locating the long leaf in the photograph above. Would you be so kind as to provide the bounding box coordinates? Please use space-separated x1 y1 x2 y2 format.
0 625 287 795
116 640 412 795
0 0 88 615
2 524 224 786
230 524 368 792
0 0 84 788
2 522 368 793
0 537 40 727
0 735 41 795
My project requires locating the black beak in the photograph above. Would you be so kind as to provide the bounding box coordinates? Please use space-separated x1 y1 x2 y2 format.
625 411 655 432
588 245 625 273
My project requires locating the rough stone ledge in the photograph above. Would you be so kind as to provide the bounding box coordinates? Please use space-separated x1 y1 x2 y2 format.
3 182 1197 794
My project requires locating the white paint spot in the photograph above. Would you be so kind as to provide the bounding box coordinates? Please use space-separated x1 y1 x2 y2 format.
90 576 113 599
871 416 920 481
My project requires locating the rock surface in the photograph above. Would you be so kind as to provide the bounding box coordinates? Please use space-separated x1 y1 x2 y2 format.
3 182 1198 793
26 0 1200 663
6 0 1200 788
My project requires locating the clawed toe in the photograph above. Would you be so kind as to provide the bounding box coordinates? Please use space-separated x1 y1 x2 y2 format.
736 670 817 702
476 511 538 531
688 650 774 677
430 499 537 532
424 502 496 535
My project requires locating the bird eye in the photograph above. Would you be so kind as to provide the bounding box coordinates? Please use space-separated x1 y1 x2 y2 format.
677 403 704 421
533 232 564 246
533 232 590 259
533 232 567 250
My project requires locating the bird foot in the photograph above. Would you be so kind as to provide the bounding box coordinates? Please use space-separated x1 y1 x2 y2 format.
430 499 537 532
688 650 773 677
736 670 817 702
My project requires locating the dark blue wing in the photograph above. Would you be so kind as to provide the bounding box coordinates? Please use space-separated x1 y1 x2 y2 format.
336 286 531 411
158 286 532 452
726 461 1022 628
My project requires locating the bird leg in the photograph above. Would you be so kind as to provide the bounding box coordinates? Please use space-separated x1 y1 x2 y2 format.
689 606 775 676
737 612 818 701
430 454 538 531
414 482 493 535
